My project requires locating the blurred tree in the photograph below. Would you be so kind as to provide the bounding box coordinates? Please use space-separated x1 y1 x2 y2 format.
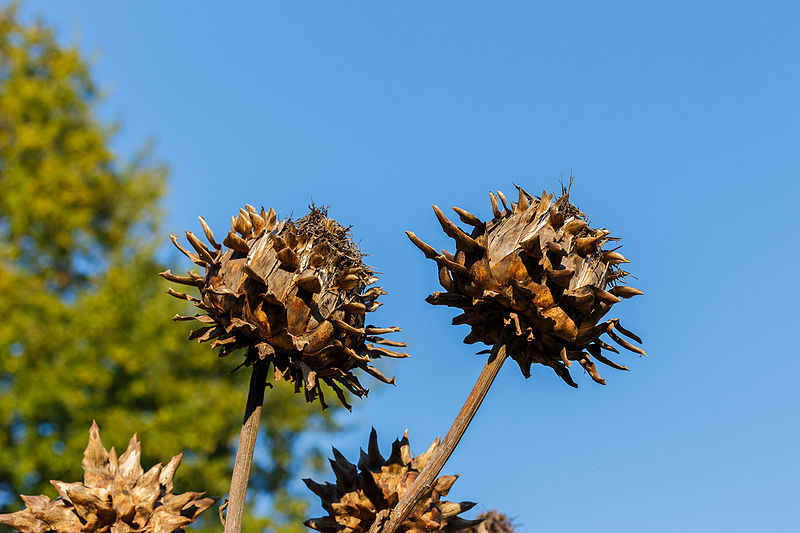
0 4 335 532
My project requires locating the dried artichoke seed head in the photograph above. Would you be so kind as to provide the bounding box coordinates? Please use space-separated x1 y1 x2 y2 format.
407 184 644 387
0 421 214 533
162 204 407 409
304 429 481 533
461 511 516 533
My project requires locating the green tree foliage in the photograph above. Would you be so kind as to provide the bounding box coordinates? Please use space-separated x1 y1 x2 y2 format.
0 4 335 531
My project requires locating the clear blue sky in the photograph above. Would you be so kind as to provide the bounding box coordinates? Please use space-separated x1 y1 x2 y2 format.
19 2 800 532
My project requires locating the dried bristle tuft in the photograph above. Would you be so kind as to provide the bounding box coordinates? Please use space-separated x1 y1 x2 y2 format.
293 206 370 276
0 421 214 533
408 183 644 387
165 204 406 409
304 430 478 533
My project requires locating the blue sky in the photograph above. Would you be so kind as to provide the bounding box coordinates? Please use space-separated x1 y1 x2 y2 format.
17 2 800 532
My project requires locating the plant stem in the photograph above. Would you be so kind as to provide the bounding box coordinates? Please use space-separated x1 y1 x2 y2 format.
372 342 510 533
223 359 269 533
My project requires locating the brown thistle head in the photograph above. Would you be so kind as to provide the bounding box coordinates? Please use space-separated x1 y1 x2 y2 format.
0 421 214 533
406 183 644 386
162 204 407 409
304 429 481 533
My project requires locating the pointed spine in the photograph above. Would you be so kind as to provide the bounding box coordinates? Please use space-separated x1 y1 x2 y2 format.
496 190 509 212
432 205 484 254
489 192 502 218
452 206 484 227
607 324 646 355
609 286 644 298
185 231 216 264
601 250 630 265
406 231 438 259
169 234 206 267
198 216 221 249
159 270 203 287
515 186 530 212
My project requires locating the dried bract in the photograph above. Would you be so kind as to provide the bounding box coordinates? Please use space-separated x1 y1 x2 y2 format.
164 205 406 408
407 184 644 386
0 422 214 533
304 430 480 533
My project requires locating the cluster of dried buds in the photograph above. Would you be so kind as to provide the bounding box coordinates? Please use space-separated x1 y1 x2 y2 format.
0 422 214 533
407 184 644 386
162 205 407 409
304 430 480 533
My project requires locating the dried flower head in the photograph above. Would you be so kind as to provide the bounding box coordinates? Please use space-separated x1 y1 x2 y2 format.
304 430 480 533
163 204 407 409
0 422 214 533
407 184 644 386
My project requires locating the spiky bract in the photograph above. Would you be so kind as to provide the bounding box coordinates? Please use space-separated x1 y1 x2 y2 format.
304 430 480 533
0 422 214 533
163 205 407 408
407 184 644 386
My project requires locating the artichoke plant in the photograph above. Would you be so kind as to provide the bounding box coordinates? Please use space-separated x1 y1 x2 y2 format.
304 429 480 533
163 204 406 409
164 204 409 533
378 182 646 533
407 184 644 385
0 422 214 533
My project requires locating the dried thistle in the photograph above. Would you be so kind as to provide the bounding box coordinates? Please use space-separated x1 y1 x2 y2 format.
407 184 644 385
304 430 480 533
377 182 645 533
163 204 407 409
0 422 214 533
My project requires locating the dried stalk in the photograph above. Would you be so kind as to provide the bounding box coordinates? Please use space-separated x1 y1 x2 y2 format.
223 359 269 533
369 341 510 533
